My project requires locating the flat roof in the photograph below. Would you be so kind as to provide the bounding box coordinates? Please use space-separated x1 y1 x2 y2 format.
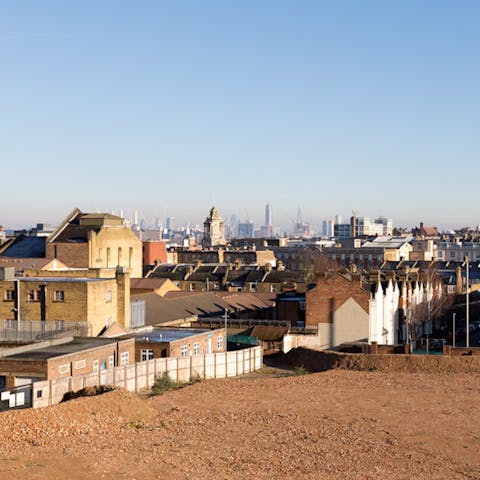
19 277 113 283
4 337 125 361
133 328 216 343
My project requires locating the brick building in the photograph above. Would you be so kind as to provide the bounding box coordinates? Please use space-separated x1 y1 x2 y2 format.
305 273 370 348
46 208 143 278
0 267 131 335
130 327 225 361
143 240 168 265
0 336 134 389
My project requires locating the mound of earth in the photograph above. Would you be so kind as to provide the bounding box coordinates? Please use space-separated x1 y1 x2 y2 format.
282 347 480 373
0 371 479 479
62 384 115 401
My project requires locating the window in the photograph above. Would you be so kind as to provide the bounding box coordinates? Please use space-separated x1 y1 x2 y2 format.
105 289 112 303
141 349 154 361
93 360 99 371
109 355 114 368
100 359 107 370
120 352 129 366
53 290 64 302
58 364 71 375
75 360 86 370
27 290 41 302
193 343 200 355
36 390 43 399
180 345 188 357
217 336 223 349
3 290 14 301
54 320 65 330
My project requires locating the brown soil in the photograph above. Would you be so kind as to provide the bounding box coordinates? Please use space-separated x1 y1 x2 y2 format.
0 371 479 479
283 347 480 373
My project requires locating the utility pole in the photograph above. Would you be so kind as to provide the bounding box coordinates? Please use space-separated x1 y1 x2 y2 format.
453 312 456 348
224 308 228 351
466 255 470 348
426 296 430 353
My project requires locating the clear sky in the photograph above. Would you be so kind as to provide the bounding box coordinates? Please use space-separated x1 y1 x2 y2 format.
1 1 479 230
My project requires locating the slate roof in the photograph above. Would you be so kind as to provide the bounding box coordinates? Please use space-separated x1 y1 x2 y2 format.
133 291 232 325
263 270 303 283
53 224 98 243
130 278 171 290
0 236 46 258
0 257 59 273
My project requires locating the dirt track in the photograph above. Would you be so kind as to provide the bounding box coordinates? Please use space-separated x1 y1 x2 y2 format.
0 370 479 479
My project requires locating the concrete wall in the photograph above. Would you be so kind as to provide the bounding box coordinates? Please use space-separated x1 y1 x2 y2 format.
32 346 263 408
283 333 321 353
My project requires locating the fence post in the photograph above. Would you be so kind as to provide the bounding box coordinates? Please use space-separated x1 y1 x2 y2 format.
134 363 138 393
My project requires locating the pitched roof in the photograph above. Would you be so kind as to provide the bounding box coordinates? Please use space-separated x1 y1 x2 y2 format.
0 236 46 258
0 257 67 273
130 278 171 291
53 224 97 243
132 291 232 325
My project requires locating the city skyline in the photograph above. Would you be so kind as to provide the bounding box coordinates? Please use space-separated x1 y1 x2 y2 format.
2 1 480 228
2 203 478 234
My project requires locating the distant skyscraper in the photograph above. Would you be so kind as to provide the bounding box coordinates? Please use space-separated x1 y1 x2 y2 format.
166 217 175 232
265 203 272 227
335 214 343 225
238 221 254 238
262 203 273 237
322 220 328 237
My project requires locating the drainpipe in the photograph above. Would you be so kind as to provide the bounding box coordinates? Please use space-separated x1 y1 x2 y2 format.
14 279 21 326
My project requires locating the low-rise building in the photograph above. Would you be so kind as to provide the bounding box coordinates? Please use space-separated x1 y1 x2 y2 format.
0 336 135 389
129 327 226 360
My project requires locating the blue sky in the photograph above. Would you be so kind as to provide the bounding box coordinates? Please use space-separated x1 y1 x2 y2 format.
1 1 479 230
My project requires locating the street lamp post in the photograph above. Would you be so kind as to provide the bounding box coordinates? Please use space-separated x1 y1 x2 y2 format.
453 312 456 348
224 308 228 352
466 255 470 348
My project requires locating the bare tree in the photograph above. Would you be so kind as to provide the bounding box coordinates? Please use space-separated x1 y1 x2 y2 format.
406 269 453 348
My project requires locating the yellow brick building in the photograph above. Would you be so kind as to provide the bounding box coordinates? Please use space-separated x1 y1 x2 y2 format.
45 209 143 278
0 268 131 336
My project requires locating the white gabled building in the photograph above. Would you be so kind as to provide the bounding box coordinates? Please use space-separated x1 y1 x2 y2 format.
368 278 440 345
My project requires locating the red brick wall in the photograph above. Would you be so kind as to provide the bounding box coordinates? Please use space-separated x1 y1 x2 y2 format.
135 330 226 360
143 241 168 265
305 274 369 327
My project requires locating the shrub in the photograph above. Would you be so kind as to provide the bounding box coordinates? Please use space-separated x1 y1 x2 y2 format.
151 373 182 396
150 372 203 397
292 365 309 376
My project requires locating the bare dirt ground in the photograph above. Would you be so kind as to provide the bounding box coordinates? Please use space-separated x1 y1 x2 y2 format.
0 370 479 480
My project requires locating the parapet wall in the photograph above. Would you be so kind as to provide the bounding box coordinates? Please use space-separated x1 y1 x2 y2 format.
283 347 480 373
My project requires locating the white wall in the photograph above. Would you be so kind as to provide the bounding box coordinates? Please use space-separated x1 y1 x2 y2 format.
32 346 263 408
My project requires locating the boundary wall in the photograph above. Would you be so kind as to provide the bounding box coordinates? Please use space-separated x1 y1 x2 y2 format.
32 346 262 408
